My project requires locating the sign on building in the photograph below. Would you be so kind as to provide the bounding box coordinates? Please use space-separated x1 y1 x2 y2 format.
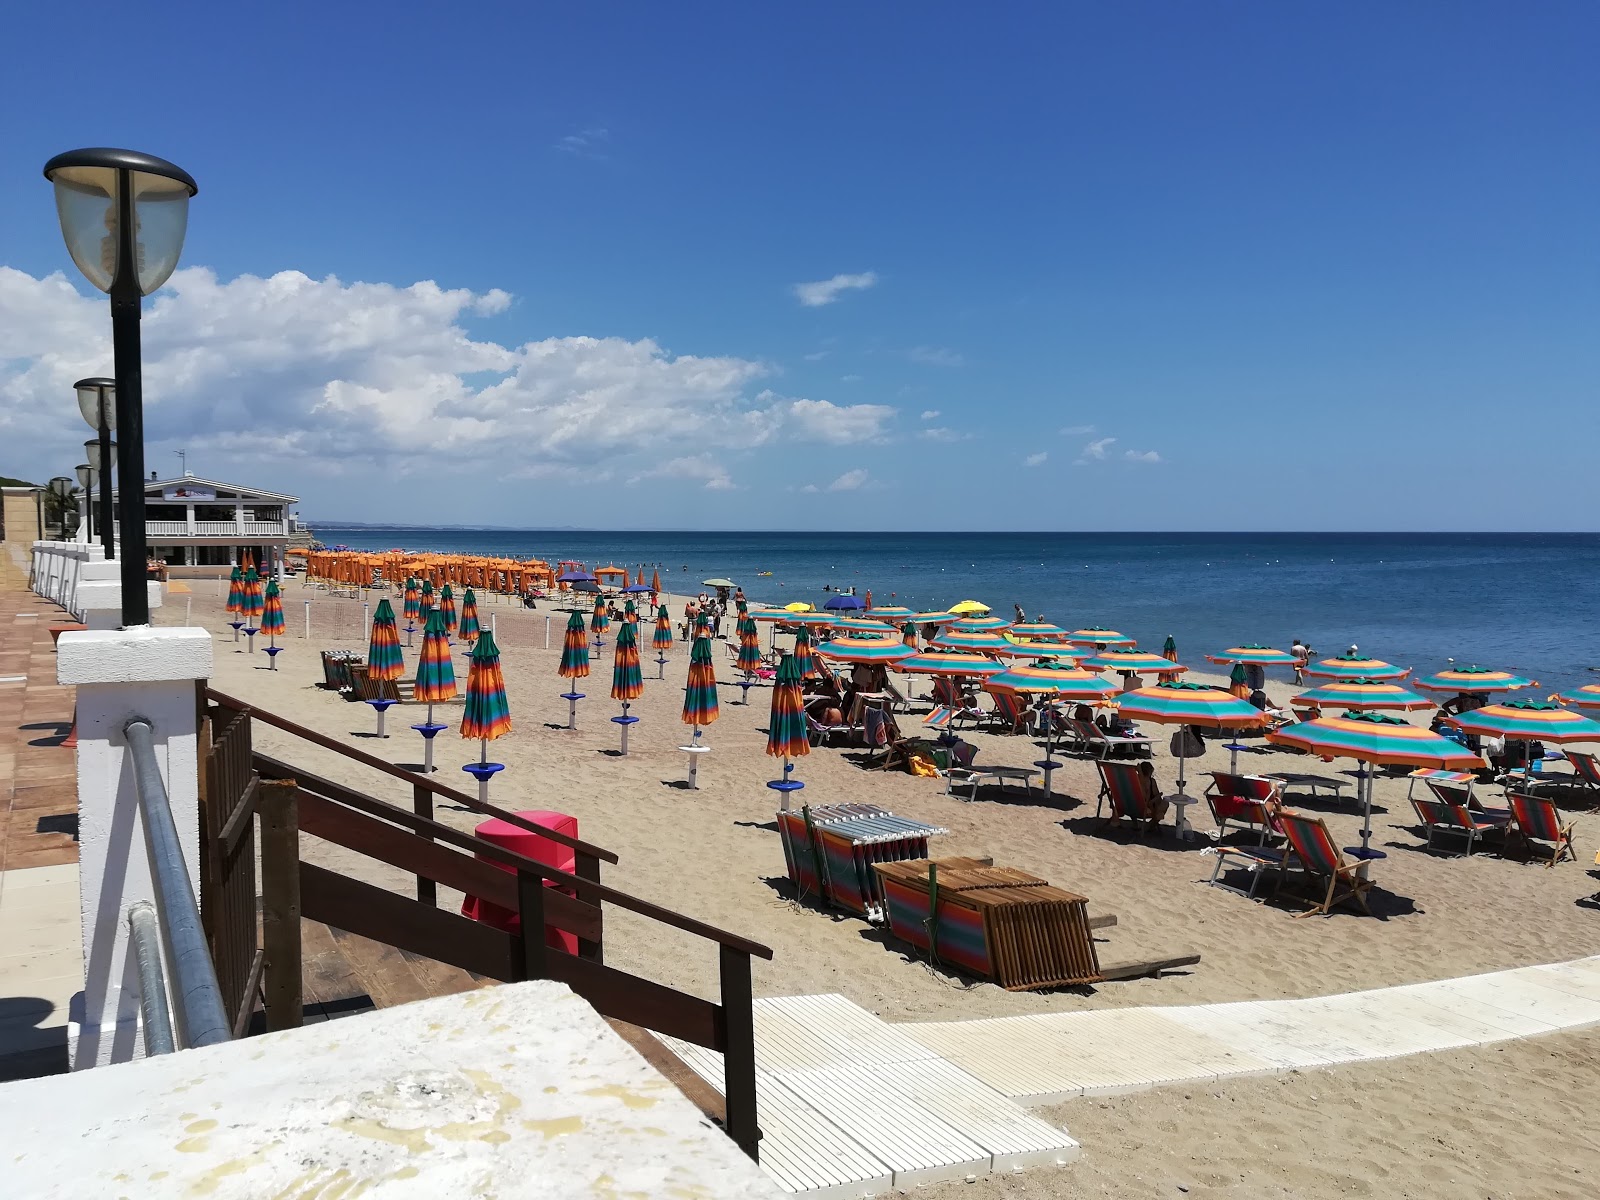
162 485 216 501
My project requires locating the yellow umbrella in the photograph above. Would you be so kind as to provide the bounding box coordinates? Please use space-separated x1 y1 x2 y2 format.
949 599 991 614
783 601 815 612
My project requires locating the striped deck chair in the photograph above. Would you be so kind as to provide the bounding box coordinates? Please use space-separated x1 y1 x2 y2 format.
1276 812 1372 918
921 706 954 732
1568 750 1600 795
987 688 1031 735
932 676 984 727
1409 792 1508 857
1203 773 1282 844
1096 760 1162 834
1506 792 1576 868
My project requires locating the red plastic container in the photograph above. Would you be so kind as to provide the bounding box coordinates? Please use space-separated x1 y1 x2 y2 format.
461 810 580 954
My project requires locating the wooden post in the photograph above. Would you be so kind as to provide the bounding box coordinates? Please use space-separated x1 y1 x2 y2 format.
517 870 548 981
412 780 436 906
719 945 760 1161
575 852 604 963
259 779 303 1032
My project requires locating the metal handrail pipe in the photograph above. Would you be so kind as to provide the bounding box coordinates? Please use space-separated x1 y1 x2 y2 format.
124 718 231 1049
126 901 176 1056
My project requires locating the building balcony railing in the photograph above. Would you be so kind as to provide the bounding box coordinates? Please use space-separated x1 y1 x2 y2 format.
119 520 289 539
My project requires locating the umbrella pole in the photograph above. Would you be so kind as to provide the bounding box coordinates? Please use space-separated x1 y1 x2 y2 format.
687 723 702 789
1173 736 1194 840
422 703 437 774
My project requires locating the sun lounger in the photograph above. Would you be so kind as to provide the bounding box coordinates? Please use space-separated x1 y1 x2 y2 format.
1505 748 1600 798
1275 812 1373 917
1206 843 1292 899
1203 772 1282 844
1070 718 1151 760
944 741 1037 800
806 713 861 747
1265 771 1351 803
1410 788 1509 856
1505 792 1577 868
1095 760 1163 835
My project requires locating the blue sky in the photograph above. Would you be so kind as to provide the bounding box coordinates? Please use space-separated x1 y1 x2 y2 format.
1 2 1595 529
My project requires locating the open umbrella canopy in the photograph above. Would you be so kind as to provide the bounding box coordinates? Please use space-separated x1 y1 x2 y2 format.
461 630 512 741
682 635 721 726
766 653 810 760
1003 642 1086 663
949 615 1014 633
831 617 898 634
948 600 990 614
611 621 643 701
653 604 673 651
1291 679 1433 711
822 594 865 611
622 582 653 594
1068 626 1134 647
1009 622 1069 640
414 610 458 703
558 612 590 679
1556 684 1600 710
367 598 404 680
459 588 481 642
1207 645 1299 666
261 579 285 637
1116 680 1263 728
895 649 1006 677
1304 654 1409 680
817 634 915 663
702 577 737 589
1444 698 1600 743
783 601 815 613
1081 650 1186 674
557 570 596 583
1270 710 1483 768
931 628 1019 654
983 661 1115 699
1414 665 1535 694
570 579 601 595
906 611 960 626
225 566 244 615
864 606 915 620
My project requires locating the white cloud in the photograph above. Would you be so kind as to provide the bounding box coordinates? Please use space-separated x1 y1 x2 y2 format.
628 454 735 490
907 345 965 368
827 469 870 492
920 409 941 420
1074 436 1117 464
1124 449 1162 464
841 374 861 383
556 126 610 159
919 427 965 443
1059 424 1095 436
0 266 897 486
793 271 877 307
1024 452 1048 467
802 350 830 361
800 483 819 494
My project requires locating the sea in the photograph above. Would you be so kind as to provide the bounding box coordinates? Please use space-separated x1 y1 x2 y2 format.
310 529 1600 694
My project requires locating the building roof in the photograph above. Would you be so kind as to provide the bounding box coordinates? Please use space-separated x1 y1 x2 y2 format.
114 476 300 504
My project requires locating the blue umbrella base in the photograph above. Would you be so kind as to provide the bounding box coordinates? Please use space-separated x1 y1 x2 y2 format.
411 722 449 738
463 762 505 783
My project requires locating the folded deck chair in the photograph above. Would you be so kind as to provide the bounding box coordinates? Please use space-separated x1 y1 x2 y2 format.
1276 812 1373 917
1096 760 1162 835
1505 792 1577 868
1410 792 1508 857
1204 773 1282 844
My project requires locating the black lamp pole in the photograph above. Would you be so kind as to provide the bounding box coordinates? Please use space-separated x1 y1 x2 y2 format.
108 175 149 624
97 414 114 561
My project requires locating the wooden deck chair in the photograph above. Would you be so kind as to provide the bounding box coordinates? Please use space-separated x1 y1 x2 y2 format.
921 706 954 732
1204 773 1282 844
1409 792 1508 857
987 688 1031 735
1276 812 1373 917
1096 760 1162 834
1505 792 1577 868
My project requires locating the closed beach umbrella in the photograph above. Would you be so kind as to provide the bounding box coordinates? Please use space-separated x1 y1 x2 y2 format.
461 630 512 742
1117 681 1267 821
403 577 420 621
367 598 404 680
1159 634 1180 683
932 628 1021 655
1081 649 1186 676
650 568 661 595
558 612 590 679
766 653 810 761
261 579 285 638
792 626 817 678
611 620 643 701
1414 665 1535 694
459 588 480 643
1305 653 1409 680
653 604 674 651
1207 645 1299 666
736 615 763 673
419 578 435 619
624 598 638 626
817 634 915 664
1291 679 1432 711
683 634 721 727
439 584 458 636
1228 663 1250 698
225 566 244 616
1068 626 1134 647
414 610 458 704
1556 684 1600 710
591 597 610 634
242 567 264 621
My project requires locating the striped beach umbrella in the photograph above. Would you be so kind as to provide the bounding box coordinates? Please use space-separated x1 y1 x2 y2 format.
1414 665 1535 694
983 662 1114 700
1159 634 1181 683
558 611 590 679
1005 641 1085 664
949 615 1014 633
419 578 435 619
1068 626 1135 647
1009 622 1070 641
831 617 898 634
1555 684 1600 710
439 584 457 636
1444 698 1600 743
414 610 458 704
1118 681 1267 813
1291 679 1432 711
1207 645 1299 666
792 625 818 678
367 598 404 680
766 653 810 761
1304 654 1409 680
591 597 610 634
459 588 480 644
932 628 1024 655
816 634 915 663
261 578 285 638
736 615 763 673
650 568 661 595
242 567 264 620
895 649 1006 677
610 620 644 752
624 598 638 625
653 604 673 651
461 630 512 742
1081 649 1187 676
683 634 721 727
403 577 420 621
224 566 244 616
865 606 916 621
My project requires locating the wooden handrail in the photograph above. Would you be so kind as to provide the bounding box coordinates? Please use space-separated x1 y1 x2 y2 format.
207 688 618 864
257 753 774 960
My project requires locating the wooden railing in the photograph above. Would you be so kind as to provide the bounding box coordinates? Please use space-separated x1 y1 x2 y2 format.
202 689 771 1159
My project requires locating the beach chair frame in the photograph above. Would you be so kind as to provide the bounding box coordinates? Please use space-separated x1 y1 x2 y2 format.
1071 718 1152 761
1409 792 1507 857
1206 844 1291 899
1505 791 1577 868
1276 812 1373 918
1095 760 1161 835
1203 772 1282 844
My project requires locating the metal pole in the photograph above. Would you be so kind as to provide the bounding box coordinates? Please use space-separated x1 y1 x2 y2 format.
123 718 230 1049
545 615 551 649
111 170 148 625
304 600 310 639
98 410 115 559
127 901 176 1055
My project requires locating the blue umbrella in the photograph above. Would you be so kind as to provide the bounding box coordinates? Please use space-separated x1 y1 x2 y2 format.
822 594 865 611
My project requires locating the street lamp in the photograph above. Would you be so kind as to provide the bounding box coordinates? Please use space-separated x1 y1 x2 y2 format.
45 149 197 626
76 377 117 560
76 464 95 540
47 476 74 539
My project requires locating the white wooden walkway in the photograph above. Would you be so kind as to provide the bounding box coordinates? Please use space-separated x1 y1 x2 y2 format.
667 956 1600 1196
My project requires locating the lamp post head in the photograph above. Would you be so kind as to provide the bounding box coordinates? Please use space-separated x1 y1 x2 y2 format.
47 476 75 499
74 376 116 431
44 148 197 296
84 437 116 471
76 464 94 489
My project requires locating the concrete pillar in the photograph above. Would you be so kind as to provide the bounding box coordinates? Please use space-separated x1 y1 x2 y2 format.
58 626 212 1069
77 560 162 631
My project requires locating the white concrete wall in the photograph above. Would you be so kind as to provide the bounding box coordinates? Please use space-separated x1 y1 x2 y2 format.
0 982 783 1199
31 540 160 627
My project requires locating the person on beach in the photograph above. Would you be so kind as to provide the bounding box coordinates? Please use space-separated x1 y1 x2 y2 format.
1137 762 1170 824
1291 638 1312 683
1014 603 1026 623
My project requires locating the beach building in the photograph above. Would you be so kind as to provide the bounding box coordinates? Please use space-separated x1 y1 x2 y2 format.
112 473 302 574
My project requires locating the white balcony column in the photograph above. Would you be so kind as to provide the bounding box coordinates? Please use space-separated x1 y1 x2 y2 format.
185 503 196 536
234 503 245 535
59 624 210 1069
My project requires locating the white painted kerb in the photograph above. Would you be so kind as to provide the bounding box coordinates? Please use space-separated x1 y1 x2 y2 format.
0 982 784 1199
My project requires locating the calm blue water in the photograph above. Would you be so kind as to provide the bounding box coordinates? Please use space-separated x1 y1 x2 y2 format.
312 529 1600 692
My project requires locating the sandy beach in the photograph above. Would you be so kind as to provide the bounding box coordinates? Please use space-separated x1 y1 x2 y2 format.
165 575 1600 1198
